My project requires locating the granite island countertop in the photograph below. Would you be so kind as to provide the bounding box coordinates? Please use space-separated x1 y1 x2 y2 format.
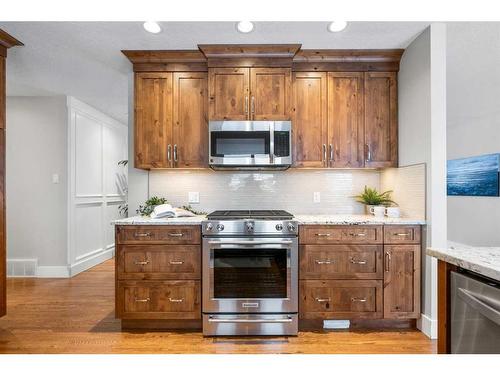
427 241 500 281
114 214 425 226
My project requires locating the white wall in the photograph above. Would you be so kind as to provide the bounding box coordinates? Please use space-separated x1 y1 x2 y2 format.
67 97 128 276
6 96 68 275
447 23 500 246
398 24 447 338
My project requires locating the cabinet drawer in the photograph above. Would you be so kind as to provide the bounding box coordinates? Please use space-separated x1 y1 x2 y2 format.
116 245 200 280
116 225 200 245
116 280 201 320
299 225 383 244
299 280 383 319
299 245 383 280
384 225 421 244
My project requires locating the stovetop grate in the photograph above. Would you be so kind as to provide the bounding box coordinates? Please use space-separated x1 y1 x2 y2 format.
207 210 294 220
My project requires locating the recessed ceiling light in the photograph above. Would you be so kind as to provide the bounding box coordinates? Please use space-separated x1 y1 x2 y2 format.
327 21 348 33
143 21 161 34
236 21 254 33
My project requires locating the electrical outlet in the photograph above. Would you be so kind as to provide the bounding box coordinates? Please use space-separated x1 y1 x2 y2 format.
188 192 200 204
313 192 321 203
52 173 59 184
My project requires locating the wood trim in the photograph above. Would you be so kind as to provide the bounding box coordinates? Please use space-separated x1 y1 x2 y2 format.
0 130 4 317
121 319 202 330
0 29 23 57
199 44 301 68
122 50 208 72
293 49 404 72
437 260 457 354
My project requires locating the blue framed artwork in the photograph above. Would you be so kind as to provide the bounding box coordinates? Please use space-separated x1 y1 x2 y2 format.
447 153 500 196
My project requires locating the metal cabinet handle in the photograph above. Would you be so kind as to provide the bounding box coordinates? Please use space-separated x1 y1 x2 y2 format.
134 233 151 238
169 298 184 303
135 298 150 303
315 233 331 237
134 260 149 266
169 260 184 265
168 233 184 237
173 144 178 162
251 96 255 114
315 260 333 265
385 251 391 272
329 144 334 161
350 259 367 265
167 144 172 162
349 232 367 237
245 96 249 114
208 316 293 324
315 298 331 303
365 144 371 162
323 144 327 163
351 297 367 302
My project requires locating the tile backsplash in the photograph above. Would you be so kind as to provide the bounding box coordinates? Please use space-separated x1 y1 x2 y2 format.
149 169 381 214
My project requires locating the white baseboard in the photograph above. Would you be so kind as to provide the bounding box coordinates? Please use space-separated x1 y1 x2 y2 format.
36 266 70 278
69 246 115 277
417 313 437 339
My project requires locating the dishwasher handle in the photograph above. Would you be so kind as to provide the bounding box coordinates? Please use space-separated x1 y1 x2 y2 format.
458 287 500 326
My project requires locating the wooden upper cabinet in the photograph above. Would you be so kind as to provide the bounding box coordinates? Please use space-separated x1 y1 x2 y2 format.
134 72 172 169
208 67 249 120
292 72 328 168
172 72 208 168
364 72 398 168
383 245 421 319
250 68 291 120
328 72 364 168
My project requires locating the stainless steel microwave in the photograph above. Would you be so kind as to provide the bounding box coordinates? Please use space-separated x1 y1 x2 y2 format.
208 121 292 170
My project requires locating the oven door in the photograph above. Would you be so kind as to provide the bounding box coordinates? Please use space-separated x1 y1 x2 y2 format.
202 237 298 314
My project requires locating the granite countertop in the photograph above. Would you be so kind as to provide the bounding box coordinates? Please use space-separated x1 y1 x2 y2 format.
114 214 425 226
427 241 500 281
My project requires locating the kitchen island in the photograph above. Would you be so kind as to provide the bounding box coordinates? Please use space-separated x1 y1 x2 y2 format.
427 242 500 353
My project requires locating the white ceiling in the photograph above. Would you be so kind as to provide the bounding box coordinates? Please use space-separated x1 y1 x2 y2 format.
0 22 429 124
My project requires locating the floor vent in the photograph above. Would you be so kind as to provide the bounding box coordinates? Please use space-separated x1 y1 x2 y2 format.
7 258 38 277
323 320 350 329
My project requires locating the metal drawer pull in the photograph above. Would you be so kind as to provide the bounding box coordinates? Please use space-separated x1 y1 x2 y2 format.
394 233 410 236
315 260 333 265
169 298 184 303
135 298 150 303
169 260 184 265
134 260 149 265
349 232 366 237
168 233 184 237
350 259 367 265
208 317 293 324
134 233 151 237
351 297 367 302
315 298 331 302
315 233 331 237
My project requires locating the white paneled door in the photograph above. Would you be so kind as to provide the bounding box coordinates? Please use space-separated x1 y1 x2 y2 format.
68 97 127 276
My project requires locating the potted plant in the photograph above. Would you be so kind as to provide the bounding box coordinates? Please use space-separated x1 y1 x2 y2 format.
353 186 397 215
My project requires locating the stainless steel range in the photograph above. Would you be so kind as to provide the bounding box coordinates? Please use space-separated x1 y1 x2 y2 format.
202 210 298 336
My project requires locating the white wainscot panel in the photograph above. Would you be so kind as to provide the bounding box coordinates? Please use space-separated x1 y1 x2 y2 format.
75 113 102 197
103 125 127 197
75 203 103 261
105 201 123 249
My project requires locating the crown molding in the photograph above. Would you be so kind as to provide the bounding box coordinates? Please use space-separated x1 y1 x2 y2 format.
0 29 23 57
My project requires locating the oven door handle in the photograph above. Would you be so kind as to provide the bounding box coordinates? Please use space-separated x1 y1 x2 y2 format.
208 316 294 324
207 240 293 246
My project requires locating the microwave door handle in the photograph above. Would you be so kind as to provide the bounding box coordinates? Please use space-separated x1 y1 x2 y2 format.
269 122 275 164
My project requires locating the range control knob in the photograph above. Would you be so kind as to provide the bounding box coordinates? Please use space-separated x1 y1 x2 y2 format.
246 222 254 232
216 224 225 231
275 224 283 231
205 223 213 231
287 223 296 232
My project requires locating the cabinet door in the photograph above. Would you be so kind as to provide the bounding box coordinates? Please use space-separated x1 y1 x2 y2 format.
208 67 249 120
292 72 328 168
384 245 421 319
172 72 208 168
134 72 173 169
250 67 291 120
328 72 364 168
364 72 398 168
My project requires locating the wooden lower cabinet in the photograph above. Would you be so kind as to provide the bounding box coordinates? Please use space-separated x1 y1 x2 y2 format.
117 280 201 320
300 280 383 319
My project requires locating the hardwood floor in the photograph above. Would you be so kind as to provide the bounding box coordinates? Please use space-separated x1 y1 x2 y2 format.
0 259 435 354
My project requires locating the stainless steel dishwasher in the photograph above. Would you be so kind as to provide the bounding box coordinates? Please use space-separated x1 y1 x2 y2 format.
451 270 500 353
